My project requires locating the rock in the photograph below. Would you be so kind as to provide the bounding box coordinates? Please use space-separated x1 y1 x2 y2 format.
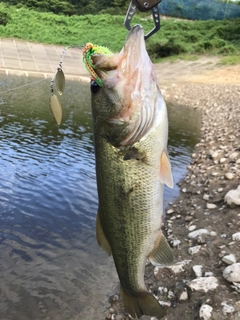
231 282 240 293
205 272 214 277
167 265 185 274
167 208 174 215
209 231 217 236
179 289 188 301
221 302 235 315
158 287 168 295
193 265 203 278
225 172 234 180
158 301 171 307
211 150 222 159
188 245 201 255
232 232 240 241
188 229 209 239
203 194 210 201
172 239 181 247
222 254 236 265
199 304 213 320
168 290 175 299
220 157 226 163
223 263 240 282
234 301 240 312
224 186 240 206
206 203 217 209
164 260 191 274
188 225 197 231
187 276 218 293
229 151 239 160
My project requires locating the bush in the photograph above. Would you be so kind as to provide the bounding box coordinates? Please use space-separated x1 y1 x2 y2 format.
147 38 187 58
0 10 11 26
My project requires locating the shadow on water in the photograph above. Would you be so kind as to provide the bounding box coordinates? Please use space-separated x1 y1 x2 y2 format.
0 75 201 320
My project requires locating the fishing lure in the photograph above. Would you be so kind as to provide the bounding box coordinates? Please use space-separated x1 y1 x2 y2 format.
82 43 113 87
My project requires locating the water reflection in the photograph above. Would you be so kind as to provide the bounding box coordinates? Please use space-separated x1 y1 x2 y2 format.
0 76 201 320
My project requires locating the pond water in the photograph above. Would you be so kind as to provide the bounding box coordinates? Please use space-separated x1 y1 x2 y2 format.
0 76 201 320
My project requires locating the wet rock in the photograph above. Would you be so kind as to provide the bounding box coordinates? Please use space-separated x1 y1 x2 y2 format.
222 254 236 265
199 304 213 320
224 186 240 206
187 276 218 293
223 263 240 282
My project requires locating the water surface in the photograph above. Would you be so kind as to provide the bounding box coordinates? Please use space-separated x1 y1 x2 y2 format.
0 76 201 320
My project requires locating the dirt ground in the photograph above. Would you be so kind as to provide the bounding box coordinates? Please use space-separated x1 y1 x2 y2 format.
104 59 240 320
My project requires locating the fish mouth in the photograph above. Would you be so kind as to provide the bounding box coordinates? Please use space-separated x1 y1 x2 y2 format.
92 24 155 84
92 24 159 146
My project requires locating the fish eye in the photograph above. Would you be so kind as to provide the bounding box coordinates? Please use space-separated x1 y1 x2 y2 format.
90 80 101 94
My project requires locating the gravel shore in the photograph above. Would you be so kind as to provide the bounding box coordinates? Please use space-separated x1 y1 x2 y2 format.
104 80 240 319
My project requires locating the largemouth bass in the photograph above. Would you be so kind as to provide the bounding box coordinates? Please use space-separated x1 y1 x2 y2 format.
90 25 174 319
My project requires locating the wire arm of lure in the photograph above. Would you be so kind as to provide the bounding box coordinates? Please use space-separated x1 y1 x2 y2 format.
50 45 84 95
124 0 162 40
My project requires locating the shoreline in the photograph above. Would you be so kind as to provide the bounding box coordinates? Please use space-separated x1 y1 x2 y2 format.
105 81 240 319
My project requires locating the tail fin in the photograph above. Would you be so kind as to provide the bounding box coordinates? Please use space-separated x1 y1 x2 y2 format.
120 287 166 319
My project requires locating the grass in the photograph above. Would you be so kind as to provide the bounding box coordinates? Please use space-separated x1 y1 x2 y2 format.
219 55 240 65
0 3 239 62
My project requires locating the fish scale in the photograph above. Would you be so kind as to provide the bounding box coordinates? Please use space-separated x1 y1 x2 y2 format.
90 25 174 318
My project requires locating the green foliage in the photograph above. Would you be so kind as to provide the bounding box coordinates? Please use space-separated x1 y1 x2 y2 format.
0 3 239 61
0 0 129 15
0 8 11 26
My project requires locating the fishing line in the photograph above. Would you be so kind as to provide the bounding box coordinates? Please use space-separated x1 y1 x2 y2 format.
0 77 48 94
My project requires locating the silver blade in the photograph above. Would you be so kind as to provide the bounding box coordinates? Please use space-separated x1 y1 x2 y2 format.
55 68 65 95
49 94 63 125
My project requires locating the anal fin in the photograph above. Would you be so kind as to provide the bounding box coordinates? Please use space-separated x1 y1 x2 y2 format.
148 233 174 266
96 210 111 256
120 287 166 319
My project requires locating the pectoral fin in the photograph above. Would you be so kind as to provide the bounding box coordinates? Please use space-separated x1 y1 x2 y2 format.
148 234 174 266
96 210 111 256
160 150 173 188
